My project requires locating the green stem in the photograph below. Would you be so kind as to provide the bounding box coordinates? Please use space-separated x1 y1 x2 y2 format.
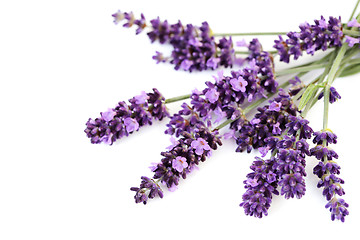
343 29 360 36
276 62 328 76
234 50 278 55
165 94 192 104
212 31 288 37
348 0 360 21
214 118 234 130
301 51 338 116
323 44 348 129
213 81 290 130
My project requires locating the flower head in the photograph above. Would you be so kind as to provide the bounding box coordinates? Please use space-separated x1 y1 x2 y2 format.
85 89 169 145
124 117 139 133
274 16 343 63
112 10 125 24
172 156 188 172
101 108 116 122
205 88 219 103
230 76 248 92
325 197 349 222
134 91 149 104
268 101 282 112
191 137 211 155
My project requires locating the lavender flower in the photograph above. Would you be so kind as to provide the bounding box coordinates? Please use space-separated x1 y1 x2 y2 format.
236 90 297 153
240 113 313 217
325 197 349 222
131 103 222 204
186 40 279 139
112 11 240 71
85 88 169 145
230 76 248 92
240 157 279 218
172 156 188 172
278 173 306 199
274 16 343 63
310 128 349 221
191 138 211 155
130 176 163 204
318 87 341 103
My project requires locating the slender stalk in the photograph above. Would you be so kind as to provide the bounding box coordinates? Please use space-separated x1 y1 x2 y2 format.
276 63 328 76
348 0 360 21
234 50 278 55
343 29 360 36
323 44 348 129
214 82 290 130
214 118 234 130
165 94 192 104
301 51 338 116
212 31 288 37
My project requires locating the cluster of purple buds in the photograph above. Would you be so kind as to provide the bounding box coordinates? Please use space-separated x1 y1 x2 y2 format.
131 103 222 204
274 16 343 63
240 114 313 218
189 39 278 133
84 88 169 145
318 86 341 103
112 10 238 71
240 157 278 218
235 89 297 153
311 129 349 222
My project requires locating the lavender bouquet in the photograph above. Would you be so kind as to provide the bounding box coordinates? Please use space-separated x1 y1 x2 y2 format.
85 1 360 222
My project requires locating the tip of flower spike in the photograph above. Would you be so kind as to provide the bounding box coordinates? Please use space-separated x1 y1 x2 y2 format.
112 10 125 24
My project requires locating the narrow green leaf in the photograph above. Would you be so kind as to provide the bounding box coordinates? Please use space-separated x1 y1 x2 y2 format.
339 63 360 77
298 84 319 110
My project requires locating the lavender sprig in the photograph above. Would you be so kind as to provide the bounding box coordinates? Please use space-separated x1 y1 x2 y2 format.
85 88 169 145
112 10 239 71
240 157 278 218
130 103 222 204
310 129 349 222
239 87 314 217
273 16 343 63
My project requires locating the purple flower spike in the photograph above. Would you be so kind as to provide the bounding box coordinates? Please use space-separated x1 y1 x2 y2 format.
172 156 188 172
191 137 211 155
310 128 349 221
132 103 222 204
85 88 169 145
274 16 343 63
240 157 279 218
325 198 349 222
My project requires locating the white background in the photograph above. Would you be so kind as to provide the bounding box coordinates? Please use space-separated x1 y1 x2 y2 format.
1 0 359 239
